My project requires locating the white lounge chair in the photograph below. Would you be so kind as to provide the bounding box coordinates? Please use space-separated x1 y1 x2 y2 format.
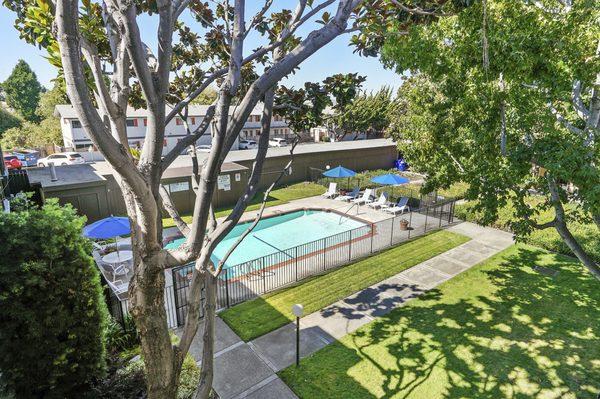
336 187 359 201
383 197 410 215
367 192 388 209
321 182 338 198
352 188 374 205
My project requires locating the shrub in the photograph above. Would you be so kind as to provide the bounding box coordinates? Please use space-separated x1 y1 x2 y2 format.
455 200 600 263
0 200 108 398
105 315 140 356
91 354 200 399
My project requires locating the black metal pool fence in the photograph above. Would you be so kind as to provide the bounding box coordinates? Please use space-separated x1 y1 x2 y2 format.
107 198 456 328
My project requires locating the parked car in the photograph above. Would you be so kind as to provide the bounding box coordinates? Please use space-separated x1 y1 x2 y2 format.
238 139 258 150
3 155 23 170
37 152 85 167
269 137 288 147
12 149 40 167
187 144 212 155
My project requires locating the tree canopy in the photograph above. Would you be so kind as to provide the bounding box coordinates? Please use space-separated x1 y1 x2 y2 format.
329 86 398 140
0 108 22 138
1 60 42 122
383 0 600 278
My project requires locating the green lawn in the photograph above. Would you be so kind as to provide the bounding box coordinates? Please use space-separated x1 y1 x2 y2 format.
220 230 470 341
279 244 600 399
162 182 324 228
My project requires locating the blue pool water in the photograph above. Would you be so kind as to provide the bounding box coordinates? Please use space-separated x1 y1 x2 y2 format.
165 210 368 270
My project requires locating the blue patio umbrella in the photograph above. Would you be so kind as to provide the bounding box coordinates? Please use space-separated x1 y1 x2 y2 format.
323 165 357 191
371 173 410 200
83 216 131 240
322 165 356 178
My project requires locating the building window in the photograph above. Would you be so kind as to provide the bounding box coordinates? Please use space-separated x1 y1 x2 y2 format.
143 118 148 126
163 139 168 147
256 129 261 135
176 118 183 125
71 120 82 129
190 117 196 125
126 119 138 127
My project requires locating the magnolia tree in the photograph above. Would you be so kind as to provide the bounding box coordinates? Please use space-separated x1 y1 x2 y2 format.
383 0 599 278
4 0 470 396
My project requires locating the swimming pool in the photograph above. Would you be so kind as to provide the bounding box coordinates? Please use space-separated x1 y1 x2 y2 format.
165 209 370 271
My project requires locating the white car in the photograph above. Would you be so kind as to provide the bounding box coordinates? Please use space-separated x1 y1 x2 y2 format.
238 139 258 150
187 145 212 155
37 152 85 167
269 137 288 147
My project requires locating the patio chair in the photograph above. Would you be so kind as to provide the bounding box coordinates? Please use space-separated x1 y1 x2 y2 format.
321 182 338 198
367 192 388 209
91 241 106 253
108 279 129 296
335 187 360 201
352 188 374 205
383 197 410 215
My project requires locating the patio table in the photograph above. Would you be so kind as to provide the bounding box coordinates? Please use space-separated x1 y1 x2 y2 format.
102 250 133 264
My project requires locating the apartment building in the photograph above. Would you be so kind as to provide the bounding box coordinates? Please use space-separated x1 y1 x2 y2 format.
53 104 293 154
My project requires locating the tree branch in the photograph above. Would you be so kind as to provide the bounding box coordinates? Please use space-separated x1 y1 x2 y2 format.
161 105 216 171
56 0 148 197
159 184 190 237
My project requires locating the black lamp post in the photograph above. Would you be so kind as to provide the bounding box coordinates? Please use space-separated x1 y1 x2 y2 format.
292 303 304 367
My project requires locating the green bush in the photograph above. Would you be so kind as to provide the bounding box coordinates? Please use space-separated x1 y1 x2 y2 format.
91 354 200 399
0 200 108 398
455 200 600 263
105 315 140 356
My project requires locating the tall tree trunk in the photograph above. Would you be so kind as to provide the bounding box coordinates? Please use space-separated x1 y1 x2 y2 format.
547 175 600 280
124 187 181 398
194 272 217 399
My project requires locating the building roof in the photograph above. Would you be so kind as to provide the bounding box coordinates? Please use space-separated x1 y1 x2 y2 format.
54 103 265 119
29 139 395 188
167 138 397 168
162 161 248 179
27 164 106 190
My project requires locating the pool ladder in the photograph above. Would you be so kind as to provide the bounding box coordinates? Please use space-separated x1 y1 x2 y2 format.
339 202 359 224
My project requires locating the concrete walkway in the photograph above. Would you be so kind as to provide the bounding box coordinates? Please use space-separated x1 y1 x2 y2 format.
182 222 514 399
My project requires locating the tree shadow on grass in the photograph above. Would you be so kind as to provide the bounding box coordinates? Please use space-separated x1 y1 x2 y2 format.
282 246 600 399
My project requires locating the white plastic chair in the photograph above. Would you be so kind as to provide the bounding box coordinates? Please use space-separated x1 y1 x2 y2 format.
352 188 373 205
383 197 410 215
367 192 388 209
321 182 338 198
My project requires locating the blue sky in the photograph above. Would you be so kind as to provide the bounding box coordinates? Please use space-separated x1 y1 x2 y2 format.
0 5 402 92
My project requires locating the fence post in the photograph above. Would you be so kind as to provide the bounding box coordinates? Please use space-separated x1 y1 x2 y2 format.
262 258 267 294
322 238 326 271
449 200 455 223
295 246 299 282
408 211 412 239
225 268 230 308
438 203 443 228
348 229 352 261
390 217 394 246
424 205 429 232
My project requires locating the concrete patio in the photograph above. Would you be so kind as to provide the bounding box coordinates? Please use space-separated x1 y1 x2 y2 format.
178 221 514 398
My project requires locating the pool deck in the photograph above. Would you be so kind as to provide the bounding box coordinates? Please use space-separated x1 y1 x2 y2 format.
178 221 514 399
